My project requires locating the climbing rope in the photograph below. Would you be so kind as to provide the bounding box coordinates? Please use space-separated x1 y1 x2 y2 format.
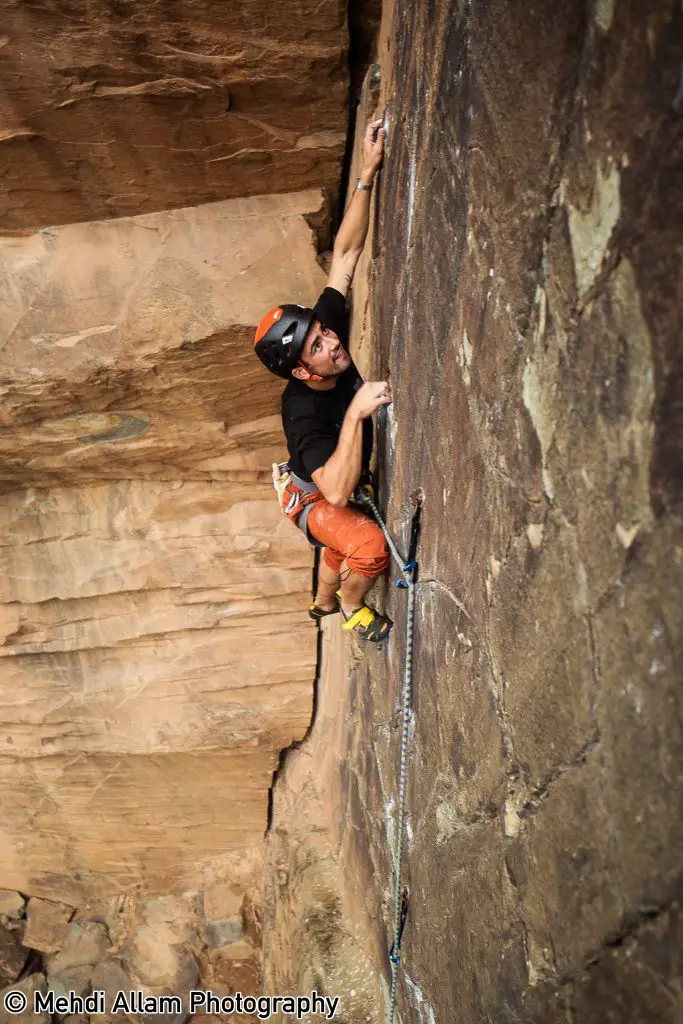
354 490 418 1024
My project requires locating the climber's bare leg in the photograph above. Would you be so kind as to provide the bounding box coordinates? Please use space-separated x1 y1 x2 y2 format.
314 556 341 612
339 560 376 618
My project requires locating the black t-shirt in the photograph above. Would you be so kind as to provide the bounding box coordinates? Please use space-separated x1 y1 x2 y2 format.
281 287 373 483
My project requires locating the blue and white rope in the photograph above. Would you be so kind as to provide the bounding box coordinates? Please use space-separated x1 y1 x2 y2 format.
355 491 416 1024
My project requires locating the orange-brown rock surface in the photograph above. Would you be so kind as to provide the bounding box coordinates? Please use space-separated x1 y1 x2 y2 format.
0 1 348 230
0 191 328 490
0 0 357 1001
264 622 386 1020
0 190 334 905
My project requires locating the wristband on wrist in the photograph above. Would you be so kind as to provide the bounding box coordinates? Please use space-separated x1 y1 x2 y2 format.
355 177 373 191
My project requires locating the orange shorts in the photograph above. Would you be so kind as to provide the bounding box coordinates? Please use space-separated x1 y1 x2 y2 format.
307 500 389 579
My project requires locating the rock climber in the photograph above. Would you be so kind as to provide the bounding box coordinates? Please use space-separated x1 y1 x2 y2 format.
253 116 393 643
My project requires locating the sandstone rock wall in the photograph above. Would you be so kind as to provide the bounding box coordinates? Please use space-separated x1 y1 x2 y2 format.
0 191 332 906
0 192 327 490
0 0 348 230
264 2 683 1021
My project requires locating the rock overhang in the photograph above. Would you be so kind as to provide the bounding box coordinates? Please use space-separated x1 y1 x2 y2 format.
0 190 330 491
0 0 349 230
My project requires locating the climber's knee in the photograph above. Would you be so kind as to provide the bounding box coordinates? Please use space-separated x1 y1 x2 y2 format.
346 524 389 579
322 547 344 574
308 501 388 580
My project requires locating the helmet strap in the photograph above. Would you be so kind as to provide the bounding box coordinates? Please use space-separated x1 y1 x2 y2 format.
296 359 335 383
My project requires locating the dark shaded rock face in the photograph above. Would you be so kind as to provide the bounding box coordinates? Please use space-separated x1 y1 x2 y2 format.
265 1 683 1021
369 0 683 1019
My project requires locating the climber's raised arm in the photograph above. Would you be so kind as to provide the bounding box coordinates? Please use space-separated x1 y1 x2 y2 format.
326 116 385 298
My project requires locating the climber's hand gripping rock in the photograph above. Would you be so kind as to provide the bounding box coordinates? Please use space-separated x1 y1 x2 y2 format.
363 117 386 178
349 381 392 419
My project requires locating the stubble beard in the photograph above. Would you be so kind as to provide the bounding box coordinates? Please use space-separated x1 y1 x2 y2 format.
332 349 351 374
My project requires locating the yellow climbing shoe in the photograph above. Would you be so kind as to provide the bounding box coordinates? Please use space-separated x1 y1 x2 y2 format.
340 604 393 643
308 597 340 622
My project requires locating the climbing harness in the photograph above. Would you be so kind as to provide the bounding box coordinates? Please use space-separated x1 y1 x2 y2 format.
281 473 322 531
272 462 326 547
353 489 421 1024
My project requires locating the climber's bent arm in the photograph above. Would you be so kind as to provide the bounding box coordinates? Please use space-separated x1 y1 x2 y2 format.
311 407 362 508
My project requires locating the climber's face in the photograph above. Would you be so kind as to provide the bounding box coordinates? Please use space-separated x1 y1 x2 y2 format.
291 320 351 381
